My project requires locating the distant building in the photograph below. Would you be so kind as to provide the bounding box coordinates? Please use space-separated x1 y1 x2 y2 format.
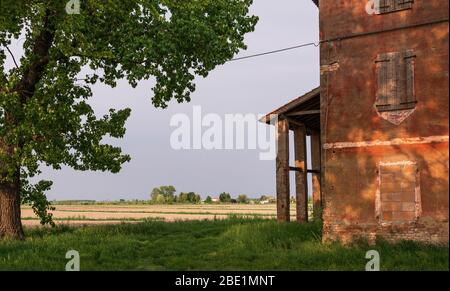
259 196 276 204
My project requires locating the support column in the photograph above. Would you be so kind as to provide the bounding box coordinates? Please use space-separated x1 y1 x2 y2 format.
294 125 308 222
311 130 322 220
276 118 290 222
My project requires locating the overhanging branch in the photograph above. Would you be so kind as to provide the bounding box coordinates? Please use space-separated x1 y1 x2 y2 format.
13 8 57 103
5 46 19 69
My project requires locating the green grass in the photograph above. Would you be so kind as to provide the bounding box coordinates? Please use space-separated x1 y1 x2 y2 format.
0 219 447 271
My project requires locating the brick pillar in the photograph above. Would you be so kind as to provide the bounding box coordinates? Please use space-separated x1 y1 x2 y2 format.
276 118 290 222
294 125 308 222
311 130 322 220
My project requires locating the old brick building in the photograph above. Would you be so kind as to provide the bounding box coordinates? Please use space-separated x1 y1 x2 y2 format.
263 0 449 244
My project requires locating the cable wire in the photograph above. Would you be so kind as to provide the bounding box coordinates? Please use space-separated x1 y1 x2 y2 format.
227 41 320 62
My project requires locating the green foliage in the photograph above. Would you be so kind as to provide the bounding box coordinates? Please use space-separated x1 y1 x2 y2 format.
237 194 248 204
0 0 257 225
0 219 447 270
178 192 201 204
204 196 212 204
150 186 201 204
151 186 176 203
20 178 54 226
219 192 231 203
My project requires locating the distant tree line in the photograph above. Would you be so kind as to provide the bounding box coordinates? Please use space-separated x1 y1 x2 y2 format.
149 186 276 205
151 186 201 204
46 190 276 206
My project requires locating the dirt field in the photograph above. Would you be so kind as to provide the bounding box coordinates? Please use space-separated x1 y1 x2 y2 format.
21 204 297 227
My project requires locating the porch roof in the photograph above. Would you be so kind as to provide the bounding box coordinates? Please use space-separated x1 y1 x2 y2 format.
261 87 321 131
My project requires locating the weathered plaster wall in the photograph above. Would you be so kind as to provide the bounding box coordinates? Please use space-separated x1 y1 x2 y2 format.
319 0 449 244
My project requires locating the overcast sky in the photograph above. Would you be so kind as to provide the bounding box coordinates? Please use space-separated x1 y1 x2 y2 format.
8 0 319 200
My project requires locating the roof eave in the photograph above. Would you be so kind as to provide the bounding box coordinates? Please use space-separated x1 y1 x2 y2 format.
260 87 321 124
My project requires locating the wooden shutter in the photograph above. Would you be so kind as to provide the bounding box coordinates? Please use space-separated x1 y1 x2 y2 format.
395 52 406 106
379 0 414 13
376 52 398 111
376 54 389 107
375 51 416 112
379 0 395 14
395 0 414 11
404 50 417 108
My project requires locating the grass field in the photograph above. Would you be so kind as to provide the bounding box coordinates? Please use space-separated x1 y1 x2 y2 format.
1 214 448 271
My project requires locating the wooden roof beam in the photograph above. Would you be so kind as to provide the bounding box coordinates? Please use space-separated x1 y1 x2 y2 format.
286 110 320 117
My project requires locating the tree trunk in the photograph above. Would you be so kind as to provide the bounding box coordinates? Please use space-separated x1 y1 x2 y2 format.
0 176 24 240
0 8 58 241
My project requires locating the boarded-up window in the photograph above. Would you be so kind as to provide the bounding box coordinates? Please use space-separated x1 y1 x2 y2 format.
375 50 417 112
377 162 421 224
379 0 414 14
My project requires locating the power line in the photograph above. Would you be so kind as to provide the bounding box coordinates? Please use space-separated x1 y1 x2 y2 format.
74 17 448 80
73 41 322 81
227 41 320 62
226 17 449 63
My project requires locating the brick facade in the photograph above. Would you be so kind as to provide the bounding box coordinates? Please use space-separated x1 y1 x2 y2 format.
319 0 449 244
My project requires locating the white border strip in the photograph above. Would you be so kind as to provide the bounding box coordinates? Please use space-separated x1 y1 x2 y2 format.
324 135 449 150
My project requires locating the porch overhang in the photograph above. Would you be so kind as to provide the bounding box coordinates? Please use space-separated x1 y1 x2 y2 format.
260 87 321 132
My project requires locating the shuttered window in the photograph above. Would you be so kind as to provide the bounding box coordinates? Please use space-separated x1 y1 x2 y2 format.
379 0 414 14
375 50 417 112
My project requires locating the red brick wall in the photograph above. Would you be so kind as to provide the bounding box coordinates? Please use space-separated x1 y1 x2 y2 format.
319 0 449 244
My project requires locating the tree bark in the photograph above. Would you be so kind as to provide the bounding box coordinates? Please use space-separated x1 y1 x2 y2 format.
0 173 24 240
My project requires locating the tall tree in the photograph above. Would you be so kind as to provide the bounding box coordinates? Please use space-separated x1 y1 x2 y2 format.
219 192 231 203
237 194 248 204
150 185 176 202
0 0 257 239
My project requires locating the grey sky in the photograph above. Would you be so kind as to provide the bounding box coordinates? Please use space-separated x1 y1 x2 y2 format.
8 0 319 200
